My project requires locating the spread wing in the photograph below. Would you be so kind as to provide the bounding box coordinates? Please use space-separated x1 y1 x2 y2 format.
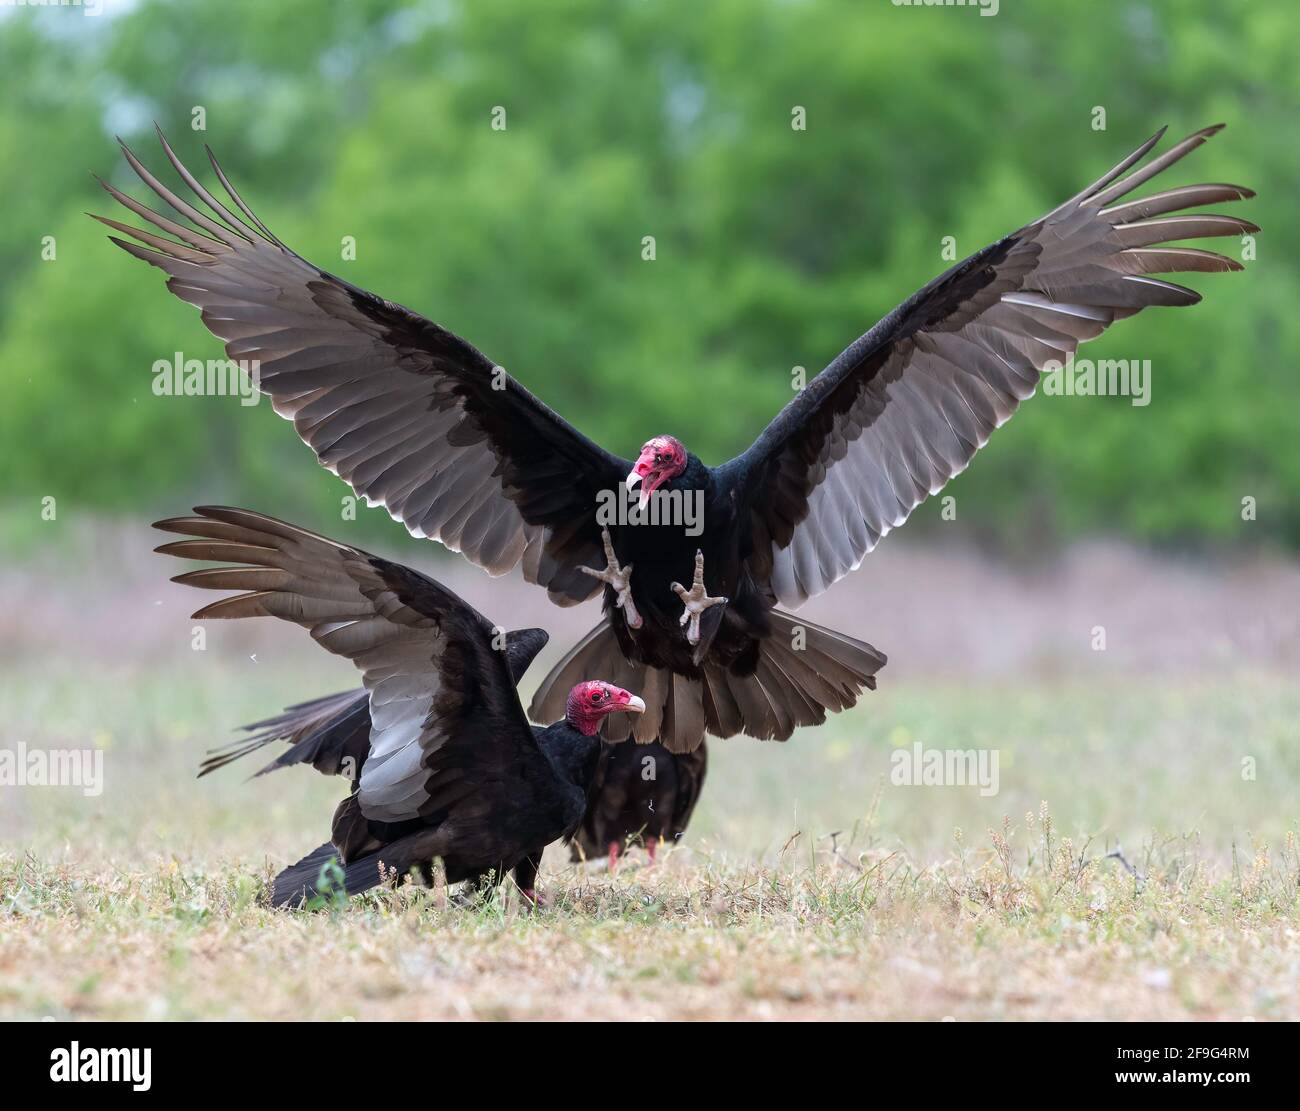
105 130 629 606
197 625 549 779
722 125 1255 607
154 506 554 823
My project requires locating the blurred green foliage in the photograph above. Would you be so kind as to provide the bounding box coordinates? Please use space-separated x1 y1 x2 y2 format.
1 0 1296 549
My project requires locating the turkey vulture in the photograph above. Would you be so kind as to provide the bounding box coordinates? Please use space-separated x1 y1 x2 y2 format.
220 692 709 873
101 124 1254 753
570 740 708 871
153 506 646 907
195 617 710 865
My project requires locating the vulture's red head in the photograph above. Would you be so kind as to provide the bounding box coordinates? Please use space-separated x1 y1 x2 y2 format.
565 681 646 736
626 435 687 507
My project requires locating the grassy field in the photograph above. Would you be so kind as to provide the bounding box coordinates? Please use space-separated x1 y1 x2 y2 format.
3 657 1297 1021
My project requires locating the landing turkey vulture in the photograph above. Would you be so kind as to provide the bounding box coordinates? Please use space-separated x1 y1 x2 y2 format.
570 740 707 871
102 124 1254 753
153 506 645 907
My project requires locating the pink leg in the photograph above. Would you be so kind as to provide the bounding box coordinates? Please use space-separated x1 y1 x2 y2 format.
645 838 658 865
608 841 621 874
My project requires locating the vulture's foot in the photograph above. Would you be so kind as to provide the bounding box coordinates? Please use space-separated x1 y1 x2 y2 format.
608 841 622 874
671 550 728 647
518 888 550 911
645 837 659 866
580 528 642 630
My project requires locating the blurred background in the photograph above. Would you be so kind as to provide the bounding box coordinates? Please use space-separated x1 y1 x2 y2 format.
1 0 1297 866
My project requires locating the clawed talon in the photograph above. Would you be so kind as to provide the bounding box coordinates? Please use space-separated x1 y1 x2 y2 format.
671 550 727 647
519 887 550 911
580 528 642 629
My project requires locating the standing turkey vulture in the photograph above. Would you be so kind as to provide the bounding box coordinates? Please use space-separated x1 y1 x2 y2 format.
192 599 712 868
101 124 1254 753
153 506 646 908
223 694 709 874
570 740 707 871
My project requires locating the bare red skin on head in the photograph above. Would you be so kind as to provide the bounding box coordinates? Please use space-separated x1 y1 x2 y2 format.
565 680 639 735
629 435 687 499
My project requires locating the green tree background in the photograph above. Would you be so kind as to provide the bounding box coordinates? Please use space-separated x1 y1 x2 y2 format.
2 0 1296 550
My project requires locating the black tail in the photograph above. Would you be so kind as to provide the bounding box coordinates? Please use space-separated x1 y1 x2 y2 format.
528 612 885 753
271 832 439 908
271 842 344 908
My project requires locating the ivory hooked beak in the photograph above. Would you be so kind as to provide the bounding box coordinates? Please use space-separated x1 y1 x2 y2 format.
626 469 651 507
622 695 647 713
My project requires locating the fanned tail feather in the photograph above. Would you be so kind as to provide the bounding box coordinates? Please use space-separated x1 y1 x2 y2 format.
528 614 885 753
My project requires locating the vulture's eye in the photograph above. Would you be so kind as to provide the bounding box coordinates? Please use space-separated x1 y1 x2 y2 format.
590 690 604 703
655 452 668 463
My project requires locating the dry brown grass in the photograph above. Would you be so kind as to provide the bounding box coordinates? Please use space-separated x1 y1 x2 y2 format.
3 527 1298 1020
4 807 1298 1021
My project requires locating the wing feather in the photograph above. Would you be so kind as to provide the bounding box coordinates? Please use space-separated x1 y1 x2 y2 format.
725 125 1253 606
154 506 550 823
101 131 630 604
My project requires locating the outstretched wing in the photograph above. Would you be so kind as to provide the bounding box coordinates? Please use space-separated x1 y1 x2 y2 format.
723 125 1255 607
154 506 553 823
105 130 629 605
197 626 549 780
